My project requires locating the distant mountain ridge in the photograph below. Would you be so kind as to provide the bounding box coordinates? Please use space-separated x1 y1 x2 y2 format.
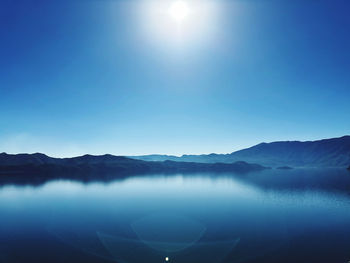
130 136 350 168
0 153 267 182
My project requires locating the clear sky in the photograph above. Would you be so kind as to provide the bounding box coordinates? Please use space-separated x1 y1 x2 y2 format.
0 0 349 157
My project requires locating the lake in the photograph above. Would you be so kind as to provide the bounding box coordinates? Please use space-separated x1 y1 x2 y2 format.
1 168 350 263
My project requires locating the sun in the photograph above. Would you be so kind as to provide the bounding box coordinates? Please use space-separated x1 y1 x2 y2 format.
138 0 220 49
168 1 190 22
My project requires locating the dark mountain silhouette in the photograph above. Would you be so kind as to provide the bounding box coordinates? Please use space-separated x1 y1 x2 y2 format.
131 136 350 168
0 153 268 184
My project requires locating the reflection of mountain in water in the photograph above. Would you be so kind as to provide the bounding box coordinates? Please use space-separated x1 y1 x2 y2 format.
1 135 350 187
0 152 267 185
4 172 350 263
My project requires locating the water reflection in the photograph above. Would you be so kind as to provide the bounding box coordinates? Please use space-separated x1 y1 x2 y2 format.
0 169 350 262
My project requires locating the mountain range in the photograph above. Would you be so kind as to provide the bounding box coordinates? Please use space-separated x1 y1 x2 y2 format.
0 135 349 184
0 153 266 179
130 136 350 168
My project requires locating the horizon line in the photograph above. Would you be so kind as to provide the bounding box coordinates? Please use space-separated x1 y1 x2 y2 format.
1 134 349 159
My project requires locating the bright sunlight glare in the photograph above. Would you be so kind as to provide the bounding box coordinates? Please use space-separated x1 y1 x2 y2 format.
169 1 190 22
136 0 222 52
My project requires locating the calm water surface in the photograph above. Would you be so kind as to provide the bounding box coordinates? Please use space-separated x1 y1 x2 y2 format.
1 169 350 263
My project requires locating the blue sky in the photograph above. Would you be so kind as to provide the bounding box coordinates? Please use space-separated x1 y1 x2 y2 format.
0 0 349 157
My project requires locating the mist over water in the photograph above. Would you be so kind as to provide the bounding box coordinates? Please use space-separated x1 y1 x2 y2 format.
1 169 350 263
